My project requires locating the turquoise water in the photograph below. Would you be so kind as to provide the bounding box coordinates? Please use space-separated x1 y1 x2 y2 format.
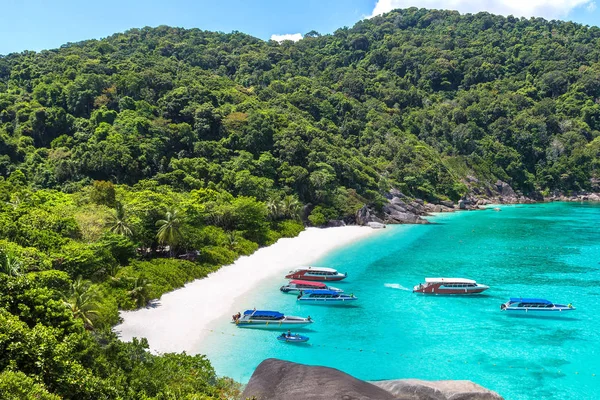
200 203 600 400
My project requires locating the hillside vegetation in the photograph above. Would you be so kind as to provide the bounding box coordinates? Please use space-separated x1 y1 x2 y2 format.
1 7 600 399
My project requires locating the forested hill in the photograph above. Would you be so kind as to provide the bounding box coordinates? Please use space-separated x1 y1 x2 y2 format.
2 8 600 218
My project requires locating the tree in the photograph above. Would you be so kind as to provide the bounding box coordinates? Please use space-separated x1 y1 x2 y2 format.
0 250 22 277
128 276 152 308
156 209 183 255
62 276 99 330
107 202 133 237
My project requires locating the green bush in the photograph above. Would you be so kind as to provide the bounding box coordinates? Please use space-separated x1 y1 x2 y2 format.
275 220 305 238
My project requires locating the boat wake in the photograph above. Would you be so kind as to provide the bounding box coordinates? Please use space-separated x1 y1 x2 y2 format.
384 283 411 291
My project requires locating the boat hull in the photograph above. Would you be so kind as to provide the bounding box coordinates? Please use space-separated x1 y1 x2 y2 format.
502 308 575 317
281 286 342 294
234 320 313 329
413 287 488 295
285 273 347 281
277 335 309 343
297 298 357 305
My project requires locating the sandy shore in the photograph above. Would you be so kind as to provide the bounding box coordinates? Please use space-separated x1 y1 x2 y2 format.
114 226 378 354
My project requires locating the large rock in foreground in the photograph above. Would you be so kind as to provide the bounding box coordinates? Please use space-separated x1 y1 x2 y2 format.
241 359 503 400
372 379 504 400
241 359 397 400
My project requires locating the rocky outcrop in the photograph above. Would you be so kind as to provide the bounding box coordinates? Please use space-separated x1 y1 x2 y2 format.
372 379 504 400
241 359 504 400
241 359 397 400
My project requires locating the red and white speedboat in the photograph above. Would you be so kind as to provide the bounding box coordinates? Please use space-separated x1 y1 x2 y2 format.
285 267 347 282
413 278 489 295
280 280 342 294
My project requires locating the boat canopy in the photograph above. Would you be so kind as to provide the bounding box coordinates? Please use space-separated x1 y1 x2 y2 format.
243 310 284 318
509 298 552 304
289 280 326 287
302 290 340 295
294 266 338 273
425 277 476 284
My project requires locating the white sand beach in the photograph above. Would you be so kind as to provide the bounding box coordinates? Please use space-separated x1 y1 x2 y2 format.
114 226 377 354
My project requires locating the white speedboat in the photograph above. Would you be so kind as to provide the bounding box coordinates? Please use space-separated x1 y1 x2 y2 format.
296 290 357 305
285 267 347 281
232 310 313 328
500 298 575 316
280 280 342 294
413 277 489 295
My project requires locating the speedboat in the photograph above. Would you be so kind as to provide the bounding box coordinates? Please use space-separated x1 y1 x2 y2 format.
285 267 347 281
500 298 575 316
232 310 313 328
280 280 343 294
277 333 309 343
413 278 489 295
296 290 357 305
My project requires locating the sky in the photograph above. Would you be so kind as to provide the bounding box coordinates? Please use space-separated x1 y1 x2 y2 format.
1 0 599 55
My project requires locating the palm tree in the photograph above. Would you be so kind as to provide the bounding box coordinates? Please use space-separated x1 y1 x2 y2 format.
281 195 302 219
0 250 22 277
226 231 238 250
107 202 133 237
128 276 152 308
156 209 183 256
266 199 281 220
63 277 99 330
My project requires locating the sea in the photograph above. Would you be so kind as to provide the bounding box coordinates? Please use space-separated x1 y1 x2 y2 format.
199 202 600 400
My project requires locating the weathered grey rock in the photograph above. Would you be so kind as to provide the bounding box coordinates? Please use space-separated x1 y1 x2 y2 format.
588 193 600 202
367 221 386 229
439 200 455 208
241 359 503 400
386 212 419 224
241 359 397 400
389 188 406 199
495 180 516 198
356 205 371 226
372 379 504 400
326 220 346 227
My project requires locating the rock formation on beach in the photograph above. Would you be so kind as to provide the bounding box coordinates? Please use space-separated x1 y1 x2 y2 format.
354 182 600 227
241 359 504 400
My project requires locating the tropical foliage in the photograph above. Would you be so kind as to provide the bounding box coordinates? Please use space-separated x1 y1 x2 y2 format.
1 6 599 398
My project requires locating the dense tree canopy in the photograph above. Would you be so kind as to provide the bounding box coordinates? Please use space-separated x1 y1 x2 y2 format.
1 7 600 398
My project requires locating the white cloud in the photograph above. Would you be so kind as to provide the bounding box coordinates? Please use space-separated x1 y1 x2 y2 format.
270 33 303 42
370 0 594 20
587 1 597 11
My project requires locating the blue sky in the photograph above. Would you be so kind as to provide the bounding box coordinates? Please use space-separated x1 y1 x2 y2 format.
1 0 599 55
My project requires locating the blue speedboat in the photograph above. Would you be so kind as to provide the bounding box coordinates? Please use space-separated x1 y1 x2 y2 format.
500 298 575 316
297 289 357 305
277 333 309 343
232 310 313 328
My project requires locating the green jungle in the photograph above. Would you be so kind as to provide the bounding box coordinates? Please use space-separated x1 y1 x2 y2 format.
0 7 599 399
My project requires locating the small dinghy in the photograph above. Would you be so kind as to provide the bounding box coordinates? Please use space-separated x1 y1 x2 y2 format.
277 333 309 343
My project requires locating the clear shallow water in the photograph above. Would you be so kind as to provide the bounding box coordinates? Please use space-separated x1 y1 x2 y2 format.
199 203 600 400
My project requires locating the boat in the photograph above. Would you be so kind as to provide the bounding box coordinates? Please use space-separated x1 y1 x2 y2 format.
277 333 310 343
285 267 347 281
412 278 489 295
232 310 313 328
296 290 357 305
500 298 575 316
280 280 343 294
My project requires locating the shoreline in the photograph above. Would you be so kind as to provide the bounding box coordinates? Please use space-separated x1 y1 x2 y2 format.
114 226 379 354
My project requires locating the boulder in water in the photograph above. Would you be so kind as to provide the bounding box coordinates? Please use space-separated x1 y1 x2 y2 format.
372 379 504 400
241 358 397 400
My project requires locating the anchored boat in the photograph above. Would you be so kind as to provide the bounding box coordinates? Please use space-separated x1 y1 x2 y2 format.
280 280 342 294
285 267 347 281
297 289 357 305
413 277 489 295
277 333 310 343
500 298 575 316
232 310 313 328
